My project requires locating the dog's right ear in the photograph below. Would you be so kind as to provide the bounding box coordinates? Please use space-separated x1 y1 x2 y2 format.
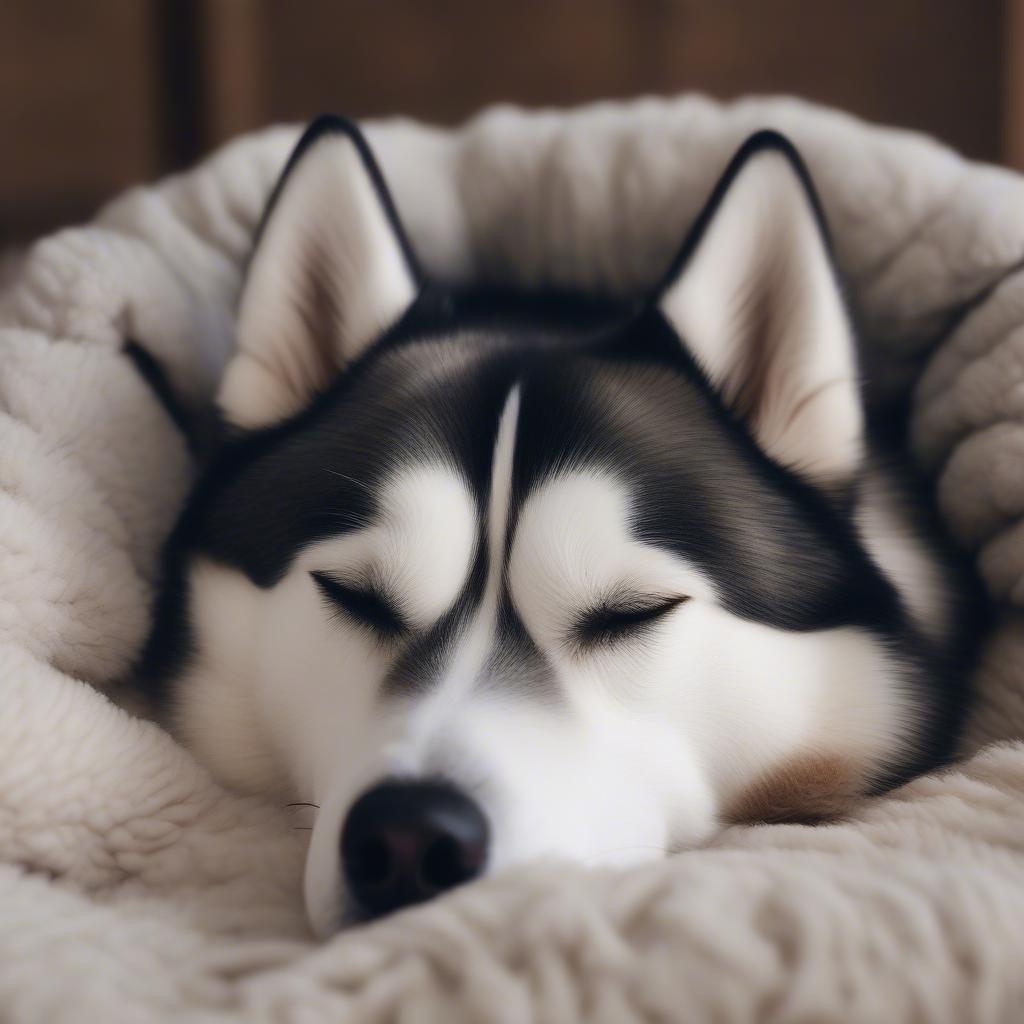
218 116 421 430
653 131 861 487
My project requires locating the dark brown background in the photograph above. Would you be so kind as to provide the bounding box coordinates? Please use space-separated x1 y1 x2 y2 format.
1 0 1018 244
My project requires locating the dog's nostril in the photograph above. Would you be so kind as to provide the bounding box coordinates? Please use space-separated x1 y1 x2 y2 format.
421 832 480 892
340 780 489 919
346 835 394 889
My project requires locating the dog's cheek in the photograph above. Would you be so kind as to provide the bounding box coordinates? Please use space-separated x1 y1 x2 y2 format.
175 561 284 794
260 566 397 796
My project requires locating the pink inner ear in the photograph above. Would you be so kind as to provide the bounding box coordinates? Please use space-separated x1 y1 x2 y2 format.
220 126 420 430
655 144 862 484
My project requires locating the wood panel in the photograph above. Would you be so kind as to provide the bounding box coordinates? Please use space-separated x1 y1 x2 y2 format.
1006 0 1024 167
0 0 163 241
0 1 1011 243
659 0 1002 162
196 0 1004 162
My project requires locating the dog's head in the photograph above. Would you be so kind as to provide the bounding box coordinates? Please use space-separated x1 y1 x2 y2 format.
163 118 919 934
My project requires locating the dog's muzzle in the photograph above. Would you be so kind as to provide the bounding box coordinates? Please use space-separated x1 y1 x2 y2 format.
341 779 489 918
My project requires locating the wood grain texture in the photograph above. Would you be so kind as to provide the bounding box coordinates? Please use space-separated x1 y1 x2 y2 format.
0 1 1009 241
1006 0 1024 168
199 0 1003 162
0 0 161 239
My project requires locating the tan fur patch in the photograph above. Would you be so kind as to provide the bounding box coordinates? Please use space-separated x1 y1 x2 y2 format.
723 752 866 825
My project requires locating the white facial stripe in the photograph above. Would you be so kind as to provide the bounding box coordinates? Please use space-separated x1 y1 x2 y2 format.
298 464 477 627
488 386 520 578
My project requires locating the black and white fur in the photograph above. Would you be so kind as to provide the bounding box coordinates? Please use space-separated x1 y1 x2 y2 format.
140 117 981 935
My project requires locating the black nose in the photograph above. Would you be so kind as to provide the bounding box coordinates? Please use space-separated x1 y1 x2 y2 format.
341 780 489 918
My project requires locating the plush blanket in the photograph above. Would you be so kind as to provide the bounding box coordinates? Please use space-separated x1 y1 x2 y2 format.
1 95 1023 1023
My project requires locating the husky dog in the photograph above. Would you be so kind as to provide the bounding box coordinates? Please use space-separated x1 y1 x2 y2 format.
140 116 980 935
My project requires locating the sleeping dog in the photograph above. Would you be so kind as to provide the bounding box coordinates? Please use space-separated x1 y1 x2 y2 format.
139 116 981 935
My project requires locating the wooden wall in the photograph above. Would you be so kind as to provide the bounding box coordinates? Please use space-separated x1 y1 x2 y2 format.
0 1 163 240
0 0 1011 244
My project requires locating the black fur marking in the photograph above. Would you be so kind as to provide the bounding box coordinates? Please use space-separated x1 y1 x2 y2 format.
122 340 196 452
478 588 561 703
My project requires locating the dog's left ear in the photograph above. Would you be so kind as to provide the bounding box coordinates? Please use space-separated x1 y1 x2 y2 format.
656 131 861 485
218 116 421 429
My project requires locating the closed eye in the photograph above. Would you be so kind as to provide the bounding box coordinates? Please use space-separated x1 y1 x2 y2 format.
311 571 408 641
572 595 689 649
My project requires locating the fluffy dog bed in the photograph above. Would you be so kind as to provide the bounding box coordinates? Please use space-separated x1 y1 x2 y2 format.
1 96 1023 1023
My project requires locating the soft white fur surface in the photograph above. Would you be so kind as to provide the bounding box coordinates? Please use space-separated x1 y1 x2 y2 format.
1 95 1023 1021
